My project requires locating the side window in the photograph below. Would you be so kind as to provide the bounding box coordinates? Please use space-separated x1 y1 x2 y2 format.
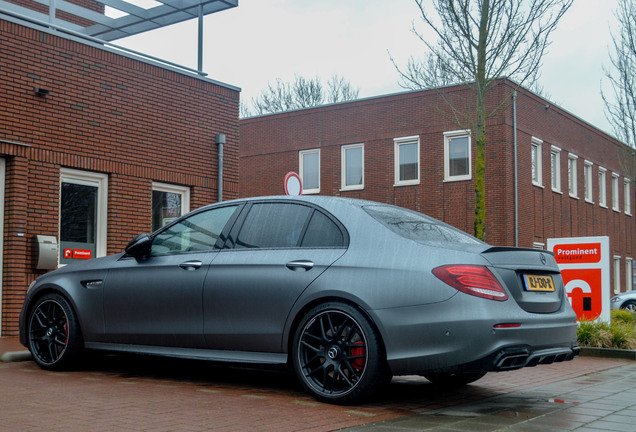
302 210 345 247
151 205 238 255
236 203 312 248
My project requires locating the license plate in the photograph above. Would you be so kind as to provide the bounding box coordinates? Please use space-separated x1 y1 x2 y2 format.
524 274 555 292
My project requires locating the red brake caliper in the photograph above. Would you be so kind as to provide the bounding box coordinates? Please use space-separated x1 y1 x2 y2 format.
351 341 366 371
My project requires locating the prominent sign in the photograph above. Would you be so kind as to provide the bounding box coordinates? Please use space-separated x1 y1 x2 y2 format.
284 172 302 196
547 236 610 322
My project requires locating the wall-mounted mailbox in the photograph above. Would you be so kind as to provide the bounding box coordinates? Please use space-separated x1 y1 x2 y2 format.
36 235 58 270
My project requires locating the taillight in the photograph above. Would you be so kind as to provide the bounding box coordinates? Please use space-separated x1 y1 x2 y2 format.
433 265 509 301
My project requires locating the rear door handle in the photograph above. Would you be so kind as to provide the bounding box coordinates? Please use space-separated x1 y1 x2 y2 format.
286 260 315 271
179 260 202 270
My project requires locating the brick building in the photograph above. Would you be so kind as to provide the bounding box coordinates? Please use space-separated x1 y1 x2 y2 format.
0 2 240 335
240 79 635 295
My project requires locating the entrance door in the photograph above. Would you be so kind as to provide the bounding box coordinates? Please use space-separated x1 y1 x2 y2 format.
59 169 107 266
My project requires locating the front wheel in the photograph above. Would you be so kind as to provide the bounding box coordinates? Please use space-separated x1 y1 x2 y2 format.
292 302 390 405
622 301 636 312
27 293 82 370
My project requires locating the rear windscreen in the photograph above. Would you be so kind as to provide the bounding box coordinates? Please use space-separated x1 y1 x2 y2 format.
363 205 482 245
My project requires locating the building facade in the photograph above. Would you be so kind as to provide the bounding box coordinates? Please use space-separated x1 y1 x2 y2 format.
0 13 239 335
240 80 634 295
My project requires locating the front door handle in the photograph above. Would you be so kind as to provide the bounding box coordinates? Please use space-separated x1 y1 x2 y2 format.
179 260 202 270
286 260 315 271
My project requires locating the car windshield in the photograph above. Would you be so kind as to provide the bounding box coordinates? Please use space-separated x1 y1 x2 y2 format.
363 205 482 245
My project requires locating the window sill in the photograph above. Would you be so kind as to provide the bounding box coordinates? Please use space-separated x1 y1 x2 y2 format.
302 190 320 195
340 185 364 192
552 189 563 194
443 176 472 183
394 181 420 187
533 182 544 189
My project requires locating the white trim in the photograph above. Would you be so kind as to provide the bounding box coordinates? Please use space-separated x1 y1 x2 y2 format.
299 149 320 194
624 178 632 216
614 255 622 294
598 167 607 208
627 257 633 291
531 137 543 187
568 153 578 198
612 172 620 212
340 143 364 191
394 135 420 186
443 130 471 182
550 145 561 193
584 160 594 203
532 242 545 250
152 182 191 213
0 159 4 336
60 168 108 261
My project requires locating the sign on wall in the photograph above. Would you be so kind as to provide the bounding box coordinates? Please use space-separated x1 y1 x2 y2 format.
547 236 610 322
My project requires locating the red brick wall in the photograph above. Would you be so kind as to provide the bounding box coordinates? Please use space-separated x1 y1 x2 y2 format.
240 80 634 291
0 18 239 335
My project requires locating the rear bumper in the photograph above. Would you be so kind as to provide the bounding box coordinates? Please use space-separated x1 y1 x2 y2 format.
474 345 579 372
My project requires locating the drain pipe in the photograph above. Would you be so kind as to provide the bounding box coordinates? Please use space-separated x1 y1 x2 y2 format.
216 134 226 202
513 91 519 247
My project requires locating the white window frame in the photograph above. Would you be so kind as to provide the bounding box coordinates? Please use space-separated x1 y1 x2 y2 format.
599 167 607 208
532 242 545 250
531 137 543 187
584 160 594 203
59 168 108 261
341 143 364 191
614 255 622 294
612 173 620 211
443 130 471 182
568 154 578 198
152 182 191 229
625 179 632 215
627 257 633 292
550 146 561 193
394 135 420 186
299 149 320 194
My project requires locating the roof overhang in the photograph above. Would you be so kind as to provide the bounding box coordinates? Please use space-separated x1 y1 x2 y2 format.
0 0 238 41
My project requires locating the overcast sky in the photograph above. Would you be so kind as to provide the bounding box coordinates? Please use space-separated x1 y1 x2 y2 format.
118 0 619 134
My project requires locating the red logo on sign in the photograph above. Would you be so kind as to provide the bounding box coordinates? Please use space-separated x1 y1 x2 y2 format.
553 243 601 264
72 249 92 259
562 268 602 321
63 249 72 259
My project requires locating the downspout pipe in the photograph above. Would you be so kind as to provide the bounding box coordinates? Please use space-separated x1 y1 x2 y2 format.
216 134 226 202
513 91 519 247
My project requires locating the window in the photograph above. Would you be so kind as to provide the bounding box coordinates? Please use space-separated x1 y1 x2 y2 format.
299 149 320 194
341 143 364 191
614 255 621 294
568 154 578 198
152 182 190 232
625 179 632 215
584 161 593 203
394 136 420 185
531 137 543 186
59 169 108 266
612 173 620 211
235 203 344 249
532 242 545 250
550 146 561 193
627 258 634 292
444 131 471 181
151 205 238 255
599 167 607 207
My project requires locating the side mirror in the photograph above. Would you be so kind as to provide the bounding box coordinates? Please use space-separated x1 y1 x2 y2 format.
125 234 151 257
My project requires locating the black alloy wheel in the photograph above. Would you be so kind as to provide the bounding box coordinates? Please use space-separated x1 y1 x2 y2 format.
28 293 82 370
622 301 636 312
292 302 390 404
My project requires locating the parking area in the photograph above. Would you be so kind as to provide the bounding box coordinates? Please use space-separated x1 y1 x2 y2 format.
1 337 635 432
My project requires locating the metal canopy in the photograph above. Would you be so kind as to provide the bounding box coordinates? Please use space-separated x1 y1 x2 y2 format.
0 0 238 41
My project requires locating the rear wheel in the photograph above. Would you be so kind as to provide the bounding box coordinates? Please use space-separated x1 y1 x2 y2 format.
622 301 636 312
27 293 82 370
424 371 487 386
292 302 390 404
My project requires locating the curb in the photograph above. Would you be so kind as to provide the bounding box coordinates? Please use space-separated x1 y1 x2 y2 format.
579 347 636 361
0 351 32 363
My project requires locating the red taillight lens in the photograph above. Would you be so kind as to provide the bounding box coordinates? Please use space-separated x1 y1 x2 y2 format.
433 265 509 301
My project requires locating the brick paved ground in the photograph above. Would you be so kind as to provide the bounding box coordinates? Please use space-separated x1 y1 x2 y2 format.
0 337 630 432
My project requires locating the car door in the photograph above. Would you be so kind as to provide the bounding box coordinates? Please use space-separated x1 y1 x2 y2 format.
203 201 347 352
103 204 240 347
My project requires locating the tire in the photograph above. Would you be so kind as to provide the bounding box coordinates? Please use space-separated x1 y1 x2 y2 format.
424 371 487 387
622 301 636 312
27 293 83 370
292 302 391 405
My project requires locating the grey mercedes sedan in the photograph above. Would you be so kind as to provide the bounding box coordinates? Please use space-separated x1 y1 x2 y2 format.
20 196 579 404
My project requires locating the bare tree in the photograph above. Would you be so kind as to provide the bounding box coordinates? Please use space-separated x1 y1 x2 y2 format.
602 0 636 181
246 74 360 116
395 0 572 241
